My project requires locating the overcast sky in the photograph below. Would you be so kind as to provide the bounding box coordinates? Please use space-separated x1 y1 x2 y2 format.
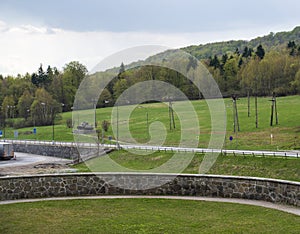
1 0 300 75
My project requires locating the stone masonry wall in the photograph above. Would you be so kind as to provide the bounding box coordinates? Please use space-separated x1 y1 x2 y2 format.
13 143 79 160
12 143 103 162
0 173 299 206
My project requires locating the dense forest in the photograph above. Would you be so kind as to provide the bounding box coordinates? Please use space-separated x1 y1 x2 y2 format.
0 61 88 128
1 27 300 128
184 26 300 59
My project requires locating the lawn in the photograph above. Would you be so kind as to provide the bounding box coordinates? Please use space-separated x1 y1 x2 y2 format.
73 150 300 182
0 199 299 234
2 95 300 151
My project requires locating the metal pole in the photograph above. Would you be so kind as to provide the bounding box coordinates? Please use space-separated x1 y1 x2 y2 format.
275 97 278 125
232 99 236 132
52 108 55 143
247 90 250 117
255 95 258 128
93 100 97 128
169 101 172 130
270 97 274 126
116 104 119 149
255 77 258 128
52 119 54 142
171 102 175 129
235 101 240 132
146 110 149 138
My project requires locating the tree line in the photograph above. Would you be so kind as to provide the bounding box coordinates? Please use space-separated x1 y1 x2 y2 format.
1 41 300 129
0 61 87 128
206 42 300 97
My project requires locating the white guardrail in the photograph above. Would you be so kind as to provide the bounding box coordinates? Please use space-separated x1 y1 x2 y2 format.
0 139 299 158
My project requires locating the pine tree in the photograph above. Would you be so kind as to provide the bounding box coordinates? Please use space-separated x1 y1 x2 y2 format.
119 62 125 74
222 54 228 64
255 45 265 59
242 47 249 58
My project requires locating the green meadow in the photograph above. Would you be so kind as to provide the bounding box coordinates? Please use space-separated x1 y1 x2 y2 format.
2 95 300 151
73 150 300 182
0 199 299 234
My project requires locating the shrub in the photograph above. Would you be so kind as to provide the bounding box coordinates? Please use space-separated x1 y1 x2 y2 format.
66 119 73 128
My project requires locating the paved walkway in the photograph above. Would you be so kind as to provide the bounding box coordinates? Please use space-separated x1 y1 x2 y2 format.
1 196 299 216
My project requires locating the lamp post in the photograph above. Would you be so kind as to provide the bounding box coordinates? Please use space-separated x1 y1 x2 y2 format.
116 104 119 149
71 104 80 127
0 105 5 140
52 108 55 143
102 100 110 144
91 98 97 128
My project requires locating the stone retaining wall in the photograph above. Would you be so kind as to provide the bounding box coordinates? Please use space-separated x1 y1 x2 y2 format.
0 173 299 206
12 143 105 162
13 143 79 160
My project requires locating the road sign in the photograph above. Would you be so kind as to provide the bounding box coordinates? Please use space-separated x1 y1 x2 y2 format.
14 130 18 138
229 136 233 141
33 128 37 134
108 136 112 141
0 130 2 137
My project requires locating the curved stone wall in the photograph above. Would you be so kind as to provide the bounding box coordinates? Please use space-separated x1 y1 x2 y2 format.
0 173 299 207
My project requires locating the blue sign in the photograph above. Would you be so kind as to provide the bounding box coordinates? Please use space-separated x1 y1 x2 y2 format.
229 136 233 141
108 136 112 141
33 128 37 134
14 131 18 138
0 130 2 137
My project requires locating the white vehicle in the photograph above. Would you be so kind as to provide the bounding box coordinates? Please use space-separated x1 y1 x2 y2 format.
0 142 15 160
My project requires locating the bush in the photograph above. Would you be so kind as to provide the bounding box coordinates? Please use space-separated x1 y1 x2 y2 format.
13 119 33 129
66 119 73 128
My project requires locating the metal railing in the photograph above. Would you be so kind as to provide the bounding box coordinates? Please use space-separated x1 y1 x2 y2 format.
1 139 299 158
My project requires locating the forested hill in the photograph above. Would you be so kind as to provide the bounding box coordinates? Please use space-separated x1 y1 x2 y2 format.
1 26 300 130
183 26 300 59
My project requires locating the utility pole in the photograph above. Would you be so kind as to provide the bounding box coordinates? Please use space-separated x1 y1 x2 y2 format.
91 98 97 128
232 95 240 132
116 104 119 149
255 95 258 128
269 92 278 126
255 78 258 128
247 89 250 117
52 113 55 143
168 100 175 130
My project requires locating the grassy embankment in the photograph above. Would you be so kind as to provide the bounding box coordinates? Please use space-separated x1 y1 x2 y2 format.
73 150 300 182
3 95 300 151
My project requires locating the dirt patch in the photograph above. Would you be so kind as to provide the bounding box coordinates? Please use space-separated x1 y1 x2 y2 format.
0 163 76 176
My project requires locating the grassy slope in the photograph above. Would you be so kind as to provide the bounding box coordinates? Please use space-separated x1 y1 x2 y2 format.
73 150 300 182
3 95 300 151
0 199 299 234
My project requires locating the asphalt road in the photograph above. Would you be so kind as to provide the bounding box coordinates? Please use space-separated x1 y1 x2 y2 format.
0 152 73 176
0 152 71 168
